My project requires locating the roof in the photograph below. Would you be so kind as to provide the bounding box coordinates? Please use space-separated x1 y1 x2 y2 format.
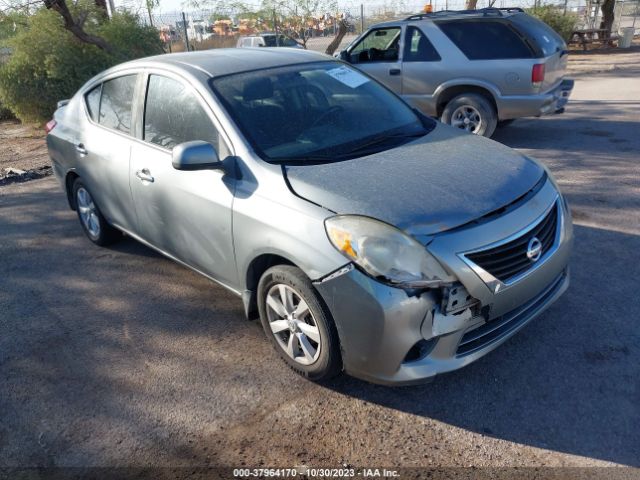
120 48 331 78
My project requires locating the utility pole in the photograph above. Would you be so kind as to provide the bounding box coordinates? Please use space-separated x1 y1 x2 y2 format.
182 12 191 52
360 3 364 33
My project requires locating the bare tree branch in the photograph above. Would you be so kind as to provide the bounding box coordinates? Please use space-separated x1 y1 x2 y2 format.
42 0 114 53
325 18 348 56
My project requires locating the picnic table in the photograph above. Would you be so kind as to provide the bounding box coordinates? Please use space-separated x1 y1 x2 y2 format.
570 28 618 51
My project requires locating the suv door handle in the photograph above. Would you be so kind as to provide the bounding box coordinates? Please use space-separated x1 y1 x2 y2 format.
75 143 88 156
135 168 154 183
389 68 401 76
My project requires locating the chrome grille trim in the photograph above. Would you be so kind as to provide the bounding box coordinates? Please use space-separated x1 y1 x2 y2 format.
457 197 562 293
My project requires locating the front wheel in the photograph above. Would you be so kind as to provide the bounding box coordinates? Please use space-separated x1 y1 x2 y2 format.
441 93 497 138
257 265 342 382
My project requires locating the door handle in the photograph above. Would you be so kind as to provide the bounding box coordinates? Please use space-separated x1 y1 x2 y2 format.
389 68 401 76
135 168 154 183
75 143 88 156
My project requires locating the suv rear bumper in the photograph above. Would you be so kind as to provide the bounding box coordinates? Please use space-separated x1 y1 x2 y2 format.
497 78 574 120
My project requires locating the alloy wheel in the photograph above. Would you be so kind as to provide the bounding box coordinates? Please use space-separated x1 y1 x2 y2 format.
265 284 321 365
76 187 101 238
451 105 483 133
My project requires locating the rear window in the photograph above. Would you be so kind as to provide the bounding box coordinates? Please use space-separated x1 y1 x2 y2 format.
509 13 566 56
99 75 137 135
437 20 534 60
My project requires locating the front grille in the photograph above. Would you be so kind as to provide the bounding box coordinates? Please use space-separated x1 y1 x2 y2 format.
456 272 566 356
465 202 558 282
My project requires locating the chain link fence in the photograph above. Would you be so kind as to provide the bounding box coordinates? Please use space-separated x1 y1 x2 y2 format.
130 0 639 54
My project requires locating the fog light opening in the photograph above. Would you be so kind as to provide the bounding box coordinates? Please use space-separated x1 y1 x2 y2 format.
403 338 436 364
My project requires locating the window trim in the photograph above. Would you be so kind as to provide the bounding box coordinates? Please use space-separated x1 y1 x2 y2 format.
403 25 442 62
347 26 405 63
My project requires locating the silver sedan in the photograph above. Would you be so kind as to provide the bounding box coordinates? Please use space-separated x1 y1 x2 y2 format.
46 48 572 385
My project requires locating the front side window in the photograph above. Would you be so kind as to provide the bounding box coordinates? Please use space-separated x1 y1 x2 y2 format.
437 20 533 60
404 26 441 62
144 74 226 154
99 75 137 134
211 61 433 164
349 27 401 63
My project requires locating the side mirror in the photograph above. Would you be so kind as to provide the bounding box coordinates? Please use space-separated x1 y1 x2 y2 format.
339 49 349 61
172 141 223 171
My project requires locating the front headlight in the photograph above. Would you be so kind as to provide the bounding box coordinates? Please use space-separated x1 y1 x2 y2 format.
325 215 455 288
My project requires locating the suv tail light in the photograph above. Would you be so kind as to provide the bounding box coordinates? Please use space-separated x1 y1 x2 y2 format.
532 64 545 87
45 119 57 134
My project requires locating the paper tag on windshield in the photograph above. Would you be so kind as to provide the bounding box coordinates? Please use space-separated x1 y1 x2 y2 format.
326 66 369 88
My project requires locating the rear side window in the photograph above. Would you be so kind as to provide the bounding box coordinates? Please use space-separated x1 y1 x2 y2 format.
437 20 533 60
99 75 137 134
404 26 441 62
144 74 227 154
85 85 101 122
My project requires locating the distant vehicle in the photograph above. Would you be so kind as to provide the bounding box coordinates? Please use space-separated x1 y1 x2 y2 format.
339 8 574 137
46 48 572 386
237 33 303 48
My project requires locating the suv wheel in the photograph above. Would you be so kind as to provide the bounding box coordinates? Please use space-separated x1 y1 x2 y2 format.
441 93 497 138
257 265 342 382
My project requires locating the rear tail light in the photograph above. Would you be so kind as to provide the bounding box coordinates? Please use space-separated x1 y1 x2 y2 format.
45 119 57 134
532 64 545 88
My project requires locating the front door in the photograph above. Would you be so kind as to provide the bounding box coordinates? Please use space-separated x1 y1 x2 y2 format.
129 73 237 286
345 26 403 93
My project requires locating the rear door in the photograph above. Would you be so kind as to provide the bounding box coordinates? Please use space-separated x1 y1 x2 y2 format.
77 74 139 232
344 26 403 93
400 24 443 114
129 72 237 285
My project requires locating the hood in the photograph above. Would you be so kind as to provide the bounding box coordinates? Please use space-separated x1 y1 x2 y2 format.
284 123 545 236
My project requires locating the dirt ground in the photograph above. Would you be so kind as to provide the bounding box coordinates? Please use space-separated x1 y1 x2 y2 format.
0 121 49 180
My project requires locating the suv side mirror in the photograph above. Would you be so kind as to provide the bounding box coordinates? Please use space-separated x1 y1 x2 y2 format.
339 49 349 61
172 141 223 171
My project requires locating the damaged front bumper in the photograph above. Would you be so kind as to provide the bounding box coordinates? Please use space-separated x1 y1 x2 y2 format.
314 180 573 386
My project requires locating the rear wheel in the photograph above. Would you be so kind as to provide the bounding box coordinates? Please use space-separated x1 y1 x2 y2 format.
257 265 342 381
72 178 120 246
441 93 497 138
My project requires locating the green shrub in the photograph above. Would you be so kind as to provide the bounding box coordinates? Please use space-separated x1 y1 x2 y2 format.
0 6 162 123
527 6 578 42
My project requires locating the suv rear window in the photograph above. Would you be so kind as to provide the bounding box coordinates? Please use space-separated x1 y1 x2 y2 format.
509 13 566 57
437 20 533 60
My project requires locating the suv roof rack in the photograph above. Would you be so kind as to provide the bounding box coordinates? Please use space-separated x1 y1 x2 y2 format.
405 7 524 21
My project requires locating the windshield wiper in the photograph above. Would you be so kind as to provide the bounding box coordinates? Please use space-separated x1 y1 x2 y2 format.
339 130 426 158
270 130 427 165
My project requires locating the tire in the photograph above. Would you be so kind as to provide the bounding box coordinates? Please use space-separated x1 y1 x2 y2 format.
441 93 498 138
257 265 342 382
72 178 120 246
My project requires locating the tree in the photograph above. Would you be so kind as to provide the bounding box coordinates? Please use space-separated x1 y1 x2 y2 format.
599 0 615 36
42 0 114 52
261 0 339 49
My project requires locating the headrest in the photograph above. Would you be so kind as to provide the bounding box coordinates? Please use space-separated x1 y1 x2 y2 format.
243 77 274 101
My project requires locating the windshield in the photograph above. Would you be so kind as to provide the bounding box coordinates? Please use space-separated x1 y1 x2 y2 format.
211 62 433 164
